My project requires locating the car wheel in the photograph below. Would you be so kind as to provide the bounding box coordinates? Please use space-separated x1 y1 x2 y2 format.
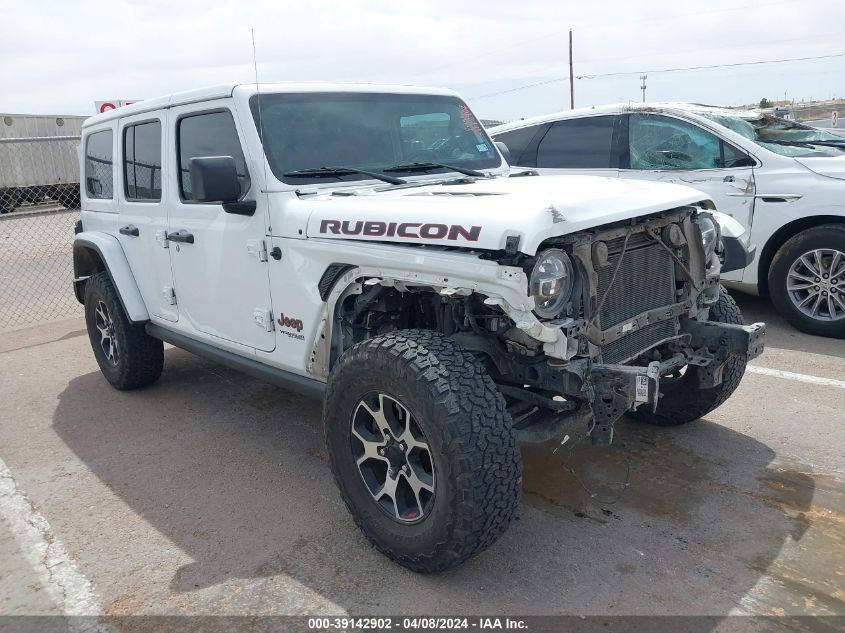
631 286 746 427
769 224 845 338
84 272 164 390
324 329 522 573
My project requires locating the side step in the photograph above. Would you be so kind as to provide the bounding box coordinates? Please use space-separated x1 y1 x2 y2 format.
145 323 326 399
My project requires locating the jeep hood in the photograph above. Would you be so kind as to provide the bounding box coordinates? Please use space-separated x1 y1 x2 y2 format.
794 156 845 181
303 175 711 255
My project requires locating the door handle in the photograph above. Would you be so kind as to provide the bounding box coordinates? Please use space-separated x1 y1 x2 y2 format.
166 230 195 244
723 175 735 183
119 225 139 237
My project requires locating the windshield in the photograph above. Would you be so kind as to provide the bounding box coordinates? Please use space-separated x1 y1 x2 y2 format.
701 112 845 158
250 93 502 185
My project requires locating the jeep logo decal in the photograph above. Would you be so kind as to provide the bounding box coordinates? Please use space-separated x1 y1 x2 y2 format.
277 313 304 332
319 220 481 242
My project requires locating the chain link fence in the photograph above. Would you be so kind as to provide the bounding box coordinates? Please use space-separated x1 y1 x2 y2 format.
1 114 85 331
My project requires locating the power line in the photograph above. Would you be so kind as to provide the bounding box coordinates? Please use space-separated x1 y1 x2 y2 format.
470 77 570 101
407 0 807 81
467 51 845 101
576 51 845 79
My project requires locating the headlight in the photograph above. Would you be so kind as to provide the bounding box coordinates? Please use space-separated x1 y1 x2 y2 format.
698 215 720 260
530 249 574 318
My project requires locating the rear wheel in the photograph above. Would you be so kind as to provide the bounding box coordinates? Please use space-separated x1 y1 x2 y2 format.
84 272 164 390
769 224 845 338
632 286 746 426
324 330 522 573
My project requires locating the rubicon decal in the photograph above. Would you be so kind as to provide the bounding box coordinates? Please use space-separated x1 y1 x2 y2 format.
277 313 305 341
320 220 481 242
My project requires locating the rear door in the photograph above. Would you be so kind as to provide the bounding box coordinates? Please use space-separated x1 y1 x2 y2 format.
117 114 178 321
492 123 550 168
532 116 621 178
165 102 274 352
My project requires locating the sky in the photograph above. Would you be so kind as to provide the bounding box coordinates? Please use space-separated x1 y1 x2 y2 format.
1 0 842 122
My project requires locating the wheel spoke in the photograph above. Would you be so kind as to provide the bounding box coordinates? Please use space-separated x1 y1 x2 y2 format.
787 281 815 291
800 254 820 276
797 290 819 308
810 293 824 316
813 250 825 276
359 397 392 437
830 252 843 277
374 472 400 517
353 428 388 467
787 271 816 284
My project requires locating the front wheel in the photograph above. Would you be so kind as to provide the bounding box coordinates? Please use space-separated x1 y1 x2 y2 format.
769 224 845 338
632 286 746 427
324 330 522 573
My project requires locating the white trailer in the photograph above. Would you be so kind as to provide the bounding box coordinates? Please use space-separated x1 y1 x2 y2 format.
0 113 86 213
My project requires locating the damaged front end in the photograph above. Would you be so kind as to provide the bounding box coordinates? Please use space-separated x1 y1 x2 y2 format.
484 206 766 445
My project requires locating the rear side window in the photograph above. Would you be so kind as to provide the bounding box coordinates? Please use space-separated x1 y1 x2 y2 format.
124 121 162 201
493 125 544 167
536 117 616 169
84 130 113 199
177 110 250 200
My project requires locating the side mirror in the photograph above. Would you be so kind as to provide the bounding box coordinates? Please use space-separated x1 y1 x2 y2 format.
495 141 511 163
189 156 240 202
188 156 256 215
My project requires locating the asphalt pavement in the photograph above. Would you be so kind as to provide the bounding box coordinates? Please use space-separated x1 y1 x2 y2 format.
0 294 842 630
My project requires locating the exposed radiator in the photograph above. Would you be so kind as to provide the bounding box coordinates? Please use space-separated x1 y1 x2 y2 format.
596 242 679 364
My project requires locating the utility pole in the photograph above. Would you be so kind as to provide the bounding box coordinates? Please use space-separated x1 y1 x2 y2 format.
640 74 647 102
569 29 574 109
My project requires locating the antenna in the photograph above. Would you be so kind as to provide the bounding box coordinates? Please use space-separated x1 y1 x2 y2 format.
251 28 270 201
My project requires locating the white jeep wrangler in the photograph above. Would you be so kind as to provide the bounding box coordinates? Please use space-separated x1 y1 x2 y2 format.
73 83 765 572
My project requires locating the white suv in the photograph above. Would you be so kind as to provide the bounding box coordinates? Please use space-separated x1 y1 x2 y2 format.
491 103 845 337
73 84 763 572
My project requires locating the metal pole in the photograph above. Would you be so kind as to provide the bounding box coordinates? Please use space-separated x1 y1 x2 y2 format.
569 29 575 109
640 74 647 102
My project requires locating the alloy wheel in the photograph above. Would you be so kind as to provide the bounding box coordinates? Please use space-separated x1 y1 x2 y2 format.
94 300 119 365
787 249 845 321
350 392 435 523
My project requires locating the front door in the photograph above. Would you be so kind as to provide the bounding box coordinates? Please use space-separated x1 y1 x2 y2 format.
116 114 178 322
619 113 757 281
620 113 756 227
165 102 274 352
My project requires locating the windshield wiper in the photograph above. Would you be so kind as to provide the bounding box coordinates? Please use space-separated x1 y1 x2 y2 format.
282 166 406 185
383 162 490 178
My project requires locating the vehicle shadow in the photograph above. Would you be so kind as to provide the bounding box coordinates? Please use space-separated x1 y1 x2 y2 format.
51 348 832 624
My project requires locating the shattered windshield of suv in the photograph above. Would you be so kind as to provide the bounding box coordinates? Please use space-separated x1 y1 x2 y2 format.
250 92 502 185
702 112 845 158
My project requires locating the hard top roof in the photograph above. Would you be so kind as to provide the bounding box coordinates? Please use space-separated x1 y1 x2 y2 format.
82 82 461 128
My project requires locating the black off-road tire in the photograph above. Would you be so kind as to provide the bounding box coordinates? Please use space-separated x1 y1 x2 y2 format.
631 286 746 427
768 224 845 338
324 329 522 573
84 272 164 390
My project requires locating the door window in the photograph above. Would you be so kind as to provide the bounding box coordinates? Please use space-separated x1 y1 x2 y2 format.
123 121 162 201
84 130 113 199
536 117 616 169
177 110 250 200
628 114 750 170
493 125 545 166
